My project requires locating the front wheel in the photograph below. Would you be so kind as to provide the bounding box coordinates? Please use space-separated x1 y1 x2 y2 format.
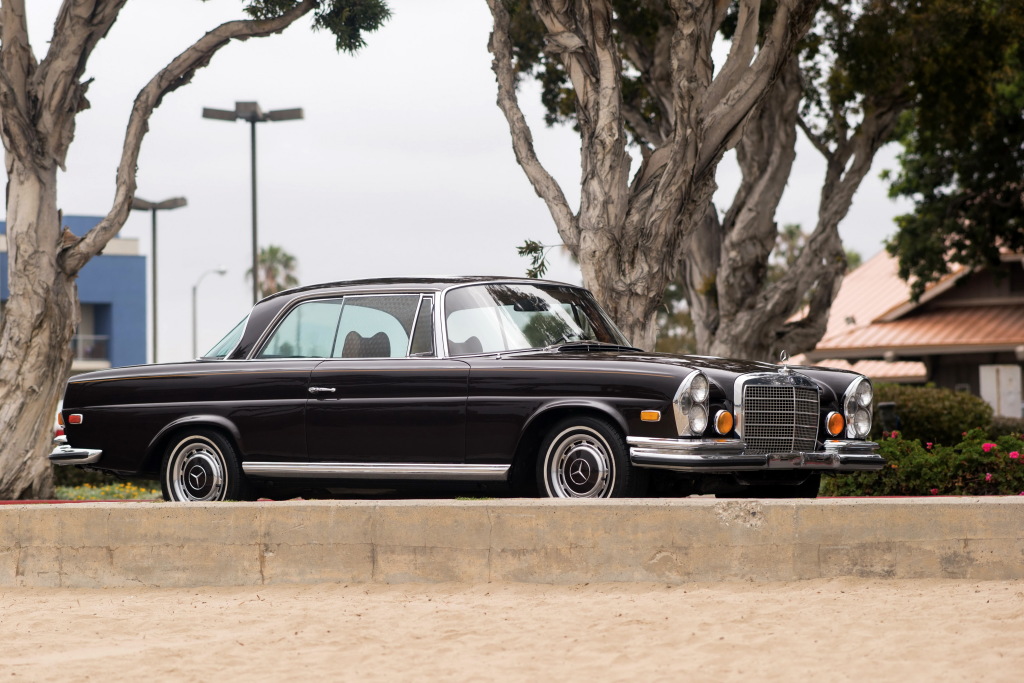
536 416 646 498
160 429 251 502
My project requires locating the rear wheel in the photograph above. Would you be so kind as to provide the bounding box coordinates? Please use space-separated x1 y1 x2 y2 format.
160 429 251 502
536 416 646 498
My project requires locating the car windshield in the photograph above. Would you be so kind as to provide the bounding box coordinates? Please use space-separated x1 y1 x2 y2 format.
444 283 629 355
202 316 249 359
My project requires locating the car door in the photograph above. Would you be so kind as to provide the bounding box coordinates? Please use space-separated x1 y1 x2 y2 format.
305 294 470 465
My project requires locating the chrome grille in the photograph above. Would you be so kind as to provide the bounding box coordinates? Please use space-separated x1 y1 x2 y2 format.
742 383 819 454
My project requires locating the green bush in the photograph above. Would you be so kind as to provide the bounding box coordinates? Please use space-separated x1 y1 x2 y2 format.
52 465 158 493
989 415 1024 439
55 482 162 501
872 383 993 447
822 428 1024 496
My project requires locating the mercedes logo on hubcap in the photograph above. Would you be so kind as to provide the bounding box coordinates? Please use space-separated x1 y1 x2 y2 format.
188 465 207 491
569 458 591 485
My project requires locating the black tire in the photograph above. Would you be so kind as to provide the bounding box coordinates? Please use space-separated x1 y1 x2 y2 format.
720 472 821 499
160 429 251 502
536 416 647 498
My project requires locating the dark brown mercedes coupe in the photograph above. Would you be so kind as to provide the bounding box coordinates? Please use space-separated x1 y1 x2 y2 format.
51 277 884 501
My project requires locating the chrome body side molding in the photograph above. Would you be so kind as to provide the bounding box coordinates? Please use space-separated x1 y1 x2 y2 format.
242 461 510 481
627 436 884 473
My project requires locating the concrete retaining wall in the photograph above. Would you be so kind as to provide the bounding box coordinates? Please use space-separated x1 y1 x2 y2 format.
1 498 1022 588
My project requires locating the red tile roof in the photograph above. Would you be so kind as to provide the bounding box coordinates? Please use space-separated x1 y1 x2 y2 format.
806 250 1024 360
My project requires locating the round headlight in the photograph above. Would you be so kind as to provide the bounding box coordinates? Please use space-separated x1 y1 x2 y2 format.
690 373 709 403
856 381 873 408
853 408 871 437
688 404 708 434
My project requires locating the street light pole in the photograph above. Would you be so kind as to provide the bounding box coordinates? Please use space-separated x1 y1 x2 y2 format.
192 267 228 358
202 101 303 305
132 196 187 364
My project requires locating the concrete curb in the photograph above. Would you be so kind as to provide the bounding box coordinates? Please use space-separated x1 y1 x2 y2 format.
1 498 1022 588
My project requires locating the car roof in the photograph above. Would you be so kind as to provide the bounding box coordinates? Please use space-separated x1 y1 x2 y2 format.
261 276 579 301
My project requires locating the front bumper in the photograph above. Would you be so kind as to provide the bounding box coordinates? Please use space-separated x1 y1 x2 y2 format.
49 436 103 466
627 437 884 472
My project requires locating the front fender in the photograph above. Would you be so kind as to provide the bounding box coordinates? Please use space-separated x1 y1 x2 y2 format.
521 399 629 437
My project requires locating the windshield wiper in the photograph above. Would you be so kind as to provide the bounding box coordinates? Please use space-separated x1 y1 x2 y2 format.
544 341 644 353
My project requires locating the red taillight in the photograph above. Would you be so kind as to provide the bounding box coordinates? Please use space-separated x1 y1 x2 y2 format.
68 414 83 424
54 426 65 437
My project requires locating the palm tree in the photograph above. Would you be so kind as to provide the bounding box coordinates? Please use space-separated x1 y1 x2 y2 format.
246 244 299 298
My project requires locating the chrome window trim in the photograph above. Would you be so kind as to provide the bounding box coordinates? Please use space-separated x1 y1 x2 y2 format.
249 292 427 361
242 461 510 481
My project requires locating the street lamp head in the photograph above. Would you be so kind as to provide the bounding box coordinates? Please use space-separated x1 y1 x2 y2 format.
132 196 187 211
202 107 237 121
215 267 228 276
266 108 304 122
204 102 304 124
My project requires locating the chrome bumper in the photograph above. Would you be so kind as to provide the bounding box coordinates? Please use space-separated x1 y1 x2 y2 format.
49 436 103 466
627 437 884 472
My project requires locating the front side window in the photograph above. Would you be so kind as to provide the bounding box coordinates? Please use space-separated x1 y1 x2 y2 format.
254 294 430 359
257 301 343 359
444 283 628 355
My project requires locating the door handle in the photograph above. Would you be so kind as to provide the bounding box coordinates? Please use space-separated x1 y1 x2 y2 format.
308 386 336 394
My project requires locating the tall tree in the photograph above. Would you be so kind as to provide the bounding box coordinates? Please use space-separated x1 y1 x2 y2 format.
487 0 820 350
0 0 389 500
885 3 1024 297
502 1 1002 361
248 244 300 297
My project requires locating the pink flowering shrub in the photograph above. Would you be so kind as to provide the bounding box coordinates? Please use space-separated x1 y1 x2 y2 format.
822 428 1024 496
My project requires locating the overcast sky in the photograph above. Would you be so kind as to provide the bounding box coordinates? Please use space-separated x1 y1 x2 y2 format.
20 0 911 363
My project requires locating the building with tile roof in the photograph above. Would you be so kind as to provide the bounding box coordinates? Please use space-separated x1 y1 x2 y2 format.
799 249 1024 417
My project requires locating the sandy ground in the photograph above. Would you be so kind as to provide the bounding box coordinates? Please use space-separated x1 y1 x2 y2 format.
2 579 1022 682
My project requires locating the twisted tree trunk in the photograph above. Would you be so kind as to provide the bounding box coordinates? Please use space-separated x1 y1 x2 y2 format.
0 0 319 499
488 0 820 349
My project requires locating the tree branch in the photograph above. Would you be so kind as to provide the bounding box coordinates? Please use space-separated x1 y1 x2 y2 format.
486 0 577 244
61 0 319 274
697 0 820 174
797 114 832 160
0 0 38 164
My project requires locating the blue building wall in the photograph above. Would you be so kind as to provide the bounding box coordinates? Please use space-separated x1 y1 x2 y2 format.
1 216 147 368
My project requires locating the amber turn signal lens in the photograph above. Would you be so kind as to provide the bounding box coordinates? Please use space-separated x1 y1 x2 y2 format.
826 411 845 436
714 410 734 435
640 410 661 422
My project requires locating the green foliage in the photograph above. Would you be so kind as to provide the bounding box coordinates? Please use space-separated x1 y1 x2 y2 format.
872 383 994 447
884 1 1024 297
990 416 1024 439
247 244 300 297
822 428 1024 496
517 239 551 279
243 0 391 53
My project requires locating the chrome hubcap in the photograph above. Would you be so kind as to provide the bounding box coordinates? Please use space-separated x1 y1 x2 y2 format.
169 437 226 501
547 427 613 498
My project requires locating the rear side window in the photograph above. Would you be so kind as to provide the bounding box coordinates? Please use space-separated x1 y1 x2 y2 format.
334 295 420 358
